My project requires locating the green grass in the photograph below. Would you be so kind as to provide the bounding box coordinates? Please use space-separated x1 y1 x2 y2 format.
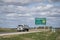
0 28 17 32
0 31 60 40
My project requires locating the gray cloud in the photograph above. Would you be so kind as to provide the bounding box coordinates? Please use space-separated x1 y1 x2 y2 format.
47 17 60 27
0 0 60 28
2 0 43 3
0 4 60 18
48 0 60 3
0 0 60 6
0 0 44 6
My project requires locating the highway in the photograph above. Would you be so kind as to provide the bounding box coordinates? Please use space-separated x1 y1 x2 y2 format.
0 31 41 36
0 29 49 36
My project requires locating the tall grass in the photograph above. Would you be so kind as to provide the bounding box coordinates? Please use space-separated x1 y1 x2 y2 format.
0 28 17 32
0 31 60 40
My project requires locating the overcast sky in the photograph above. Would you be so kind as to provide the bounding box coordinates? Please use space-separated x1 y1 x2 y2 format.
0 0 60 28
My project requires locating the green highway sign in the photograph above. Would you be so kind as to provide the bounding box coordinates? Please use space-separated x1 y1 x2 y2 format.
35 18 46 25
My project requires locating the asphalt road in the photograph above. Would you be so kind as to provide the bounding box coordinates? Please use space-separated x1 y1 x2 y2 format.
0 31 41 36
0 29 49 36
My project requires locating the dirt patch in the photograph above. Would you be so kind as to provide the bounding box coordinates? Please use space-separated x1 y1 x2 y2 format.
23 38 34 40
29 29 50 32
1 35 17 38
56 36 60 40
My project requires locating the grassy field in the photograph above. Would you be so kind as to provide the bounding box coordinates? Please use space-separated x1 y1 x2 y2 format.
0 28 17 32
0 30 60 40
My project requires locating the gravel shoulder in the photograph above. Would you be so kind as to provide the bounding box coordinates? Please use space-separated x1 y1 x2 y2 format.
0 29 49 36
0 31 41 36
